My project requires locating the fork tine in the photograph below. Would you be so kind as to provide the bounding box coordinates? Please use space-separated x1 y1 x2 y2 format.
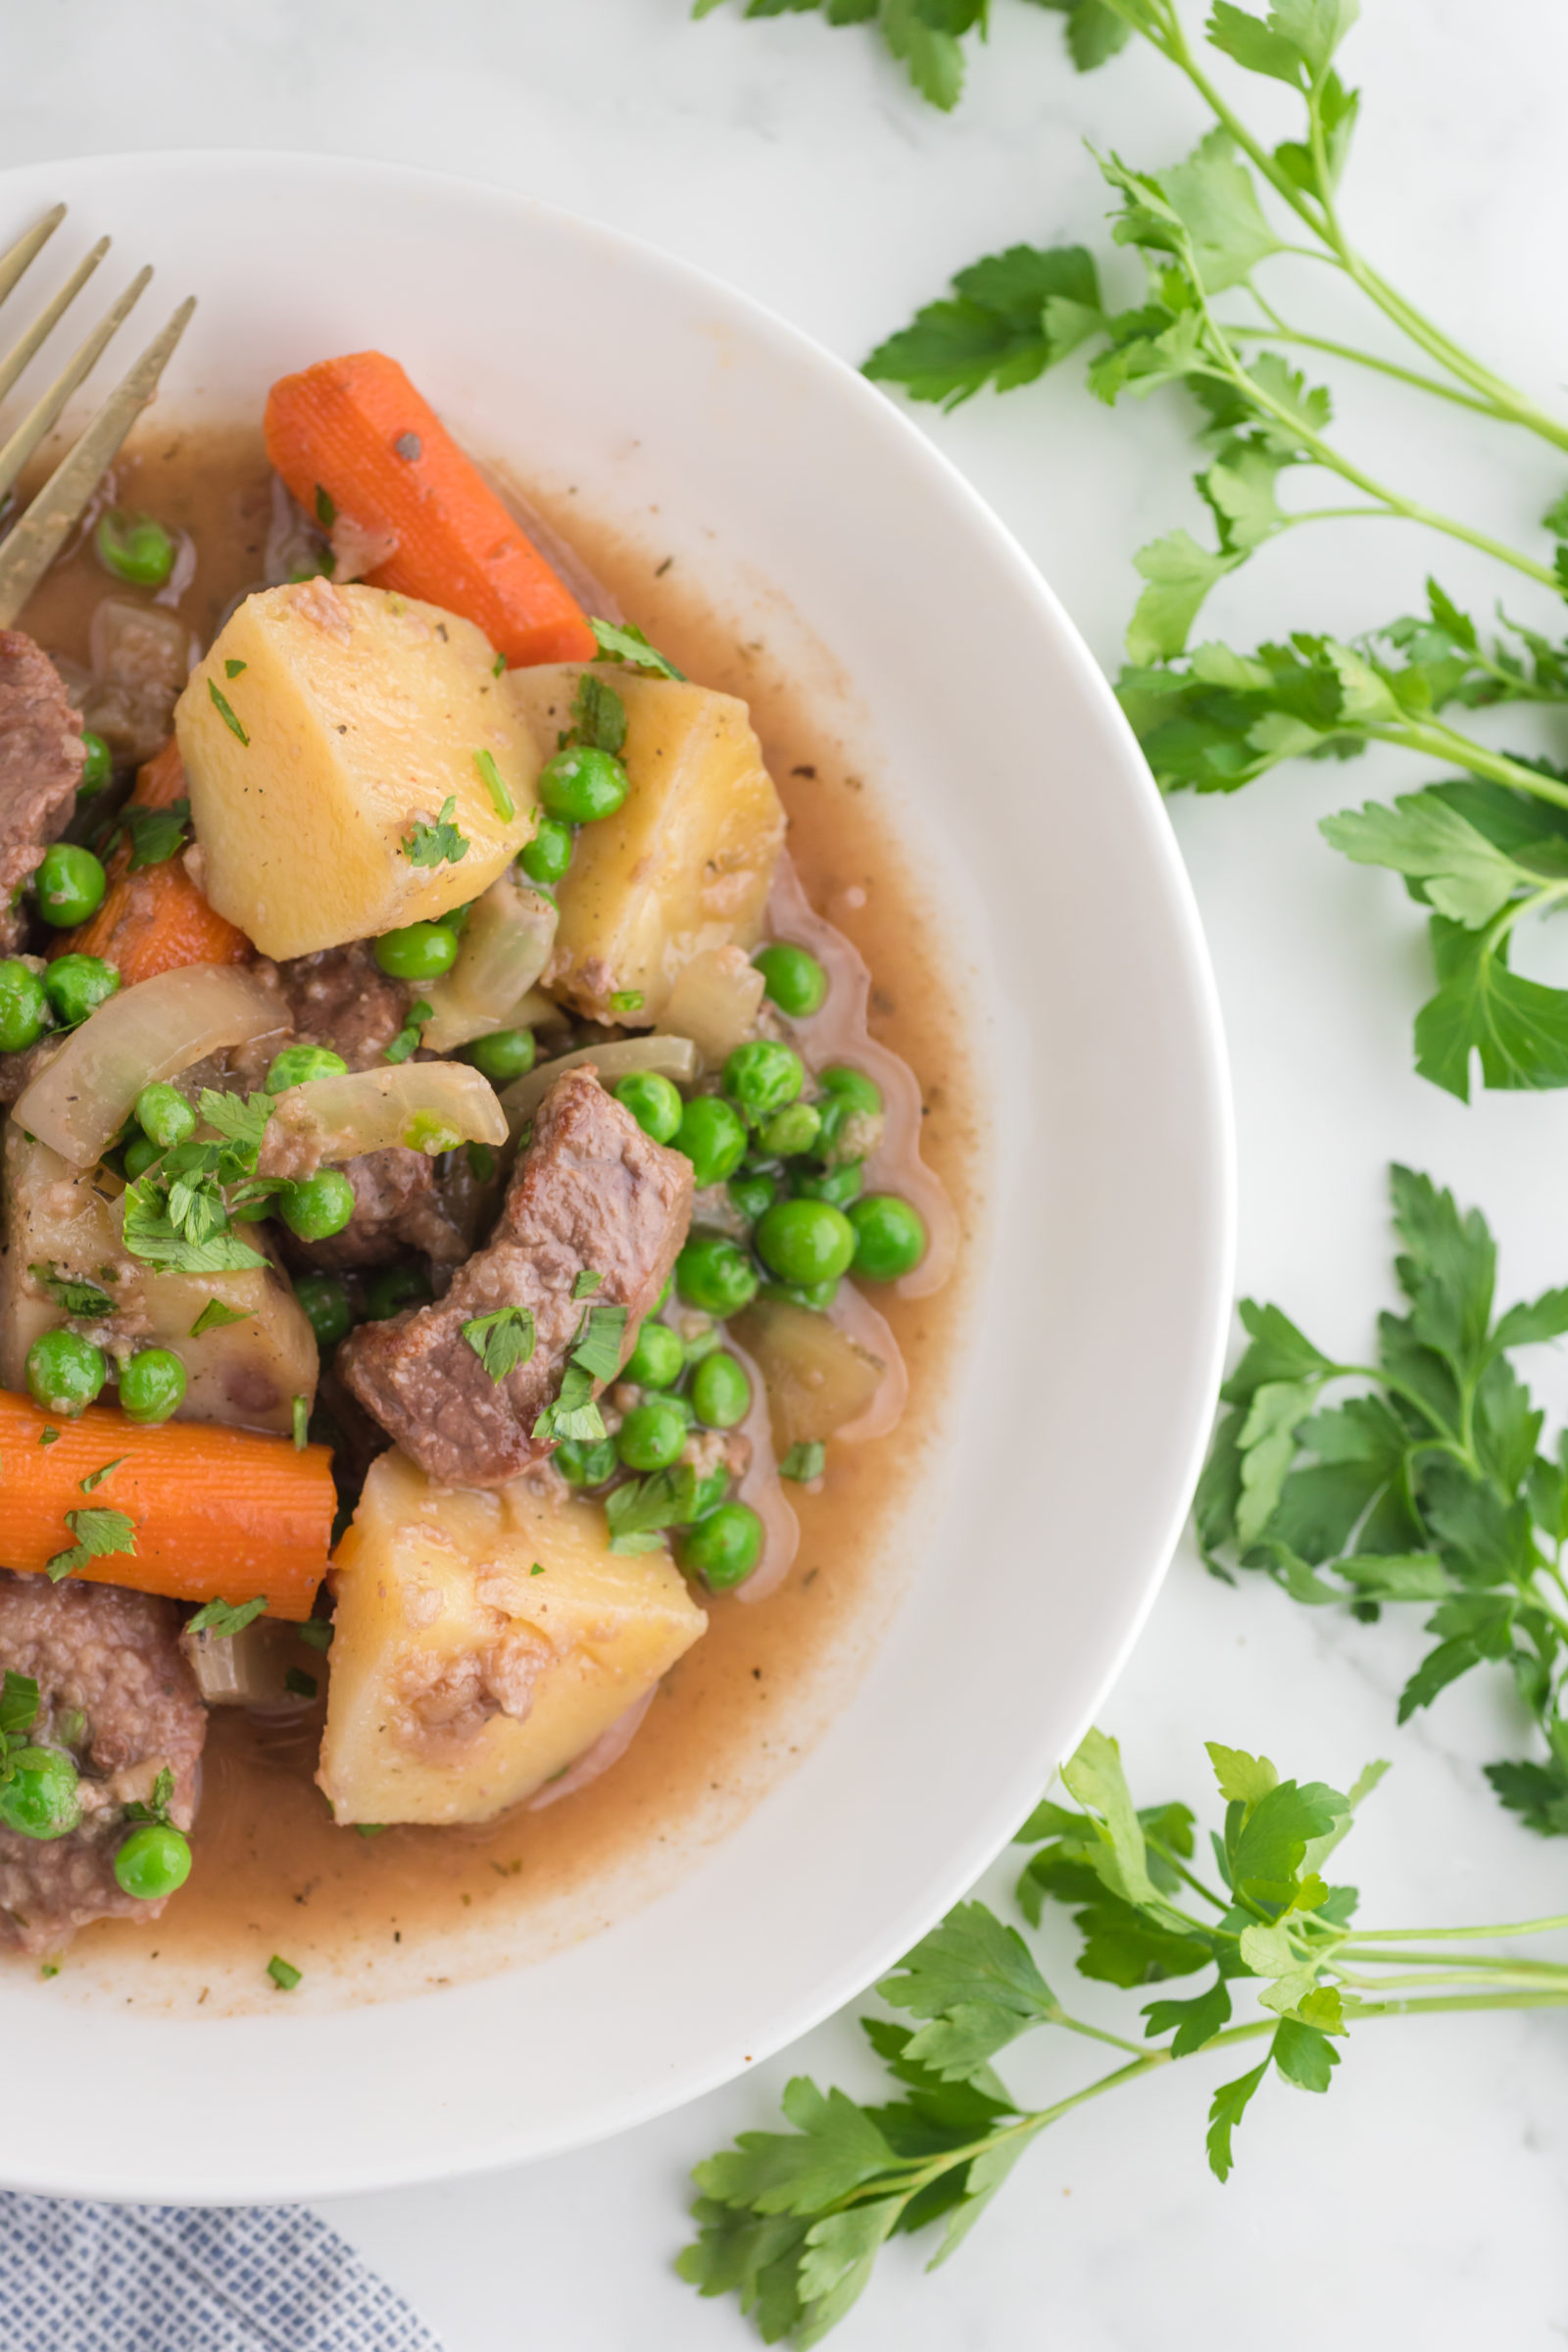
0 235 111 409
0 204 66 313
0 295 196 628
0 264 151 510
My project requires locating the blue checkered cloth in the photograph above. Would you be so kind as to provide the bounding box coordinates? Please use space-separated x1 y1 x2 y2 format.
0 2192 443 2351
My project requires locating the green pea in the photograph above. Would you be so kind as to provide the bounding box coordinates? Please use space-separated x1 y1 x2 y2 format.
723 1039 804 1123
756 1199 857 1288
819 1066 883 1115
45 955 120 1028
679 1502 764 1590
614 1070 683 1145
792 1161 864 1208
0 1747 81 1841
615 1398 689 1473
266 1044 348 1093
623 1319 684 1390
363 1262 433 1321
113 1821 192 1901
372 921 460 981
25 1328 107 1417
692 1465 731 1519
95 508 175 588
33 843 107 928
134 1082 197 1150
460 1027 536 1085
77 729 113 799
761 1277 839 1312
753 942 828 1018
537 745 629 825
814 1066 885 1164
676 1232 760 1318
122 1134 164 1181
555 1434 617 1487
758 1101 821 1158
280 1169 357 1242
437 900 473 935
293 1272 356 1351
849 1194 928 1282
518 814 573 887
674 1094 748 1188
727 1172 776 1226
691 1350 750 1430
0 957 47 1053
118 1347 187 1425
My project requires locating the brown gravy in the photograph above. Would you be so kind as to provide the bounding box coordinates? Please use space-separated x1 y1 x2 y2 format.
13 423 984 2013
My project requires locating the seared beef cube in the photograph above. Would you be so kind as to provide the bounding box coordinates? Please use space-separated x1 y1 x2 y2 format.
338 1067 693 1487
0 1573 206 1955
0 632 85 952
275 941 410 1070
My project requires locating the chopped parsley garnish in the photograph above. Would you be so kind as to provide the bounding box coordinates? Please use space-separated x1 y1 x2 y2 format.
382 999 431 1065
605 1465 701 1555
284 1667 318 1700
610 990 645 1015
224 658 247 678
122 1766 175 1827
109 797 191 872
491 651 506 678
46 1506 137 1585
588 616 686 681
28 1262 115 1317
570 1302 628 1382
0 1670 39 1738
462 1304 536 1385
356 1822 388 1838
297 1619 334 1652
314 483 336 528
122 1088 280 1276
473 747 514 822
185 1595 268 1639
291 1396 309 1451
466 1142 496 1183
267 1954 302 1991
401 796 470 869
530 1562 545 1576
570 671 627 755
532 1301 628 1446
78 1457 125 1494
190 1298 252 1338
779 1441 826 1483
38 1426 60 1446
572 1269 603 1300
207 677 250 746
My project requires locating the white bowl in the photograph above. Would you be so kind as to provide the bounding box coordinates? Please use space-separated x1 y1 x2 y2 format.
0 151 1232 2202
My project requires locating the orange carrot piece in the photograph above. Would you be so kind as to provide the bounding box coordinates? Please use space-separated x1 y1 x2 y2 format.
59 739 252 986
264 351 597 667
0 1391 333 1619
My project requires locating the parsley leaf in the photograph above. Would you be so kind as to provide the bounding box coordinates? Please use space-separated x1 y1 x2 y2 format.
46 1506 137 1584
190 1298 252 1338
570 1301 628 1382
462 1304 537 1384
207 678 249 746
588 617 686 681
779 1441 825 1482
185 1594 269 1638
572 1269 603 1299
110 797 191 872
570 672 627 755
0 1671 39 1739
472 748 514 822
28 1262 115 1317
862 242 1104 410
609 990 645 1015
78 1457 125 1494
605 1465 701 1554
402 796 470 868
383 999 432 1065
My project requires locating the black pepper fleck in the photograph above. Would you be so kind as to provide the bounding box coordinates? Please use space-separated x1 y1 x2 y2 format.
394 432 421 461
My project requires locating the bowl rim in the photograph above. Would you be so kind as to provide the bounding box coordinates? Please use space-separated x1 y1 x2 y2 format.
0 146 1236 2200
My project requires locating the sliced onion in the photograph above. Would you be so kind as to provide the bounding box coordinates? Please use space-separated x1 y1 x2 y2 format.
655 946 764 1071
14 963 281 1167
419 872 559 1053
498 1036 701 1139
525 1687 657 1811
261 1061 508 1173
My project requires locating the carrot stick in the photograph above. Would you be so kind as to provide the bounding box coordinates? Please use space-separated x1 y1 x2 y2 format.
0 1391 332 1619
60 739 252 986
264 352 597 667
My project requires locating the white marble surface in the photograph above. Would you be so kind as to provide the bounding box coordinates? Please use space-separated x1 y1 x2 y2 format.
8 1 1568 2343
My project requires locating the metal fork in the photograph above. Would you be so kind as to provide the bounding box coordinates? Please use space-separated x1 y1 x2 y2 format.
0 203 194 627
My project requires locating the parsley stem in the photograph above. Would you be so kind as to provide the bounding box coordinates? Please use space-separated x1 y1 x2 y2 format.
1223 325 1524 425
1337 1913 1568 1944
1144 1834 1231 1915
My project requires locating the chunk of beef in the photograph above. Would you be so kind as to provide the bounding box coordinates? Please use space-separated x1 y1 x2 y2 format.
0 1572 206 1955
283 1144 466 1272
0 632 85 952
338 1066 694 1487
275 942 410 1070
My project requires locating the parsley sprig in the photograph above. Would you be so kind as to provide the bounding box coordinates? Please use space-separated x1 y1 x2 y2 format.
680 1725 1568 2343
122 1089 281 1275
532 1301 628 1446
401 796 469 869
1198 1165 1568 1835
713 0 1568 1099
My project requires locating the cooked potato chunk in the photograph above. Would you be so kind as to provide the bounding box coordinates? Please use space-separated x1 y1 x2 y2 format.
506 664 784 1024
0 1124 317 1438
732 1297 884 1451
319 1450 707 1826
176 579 538 958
